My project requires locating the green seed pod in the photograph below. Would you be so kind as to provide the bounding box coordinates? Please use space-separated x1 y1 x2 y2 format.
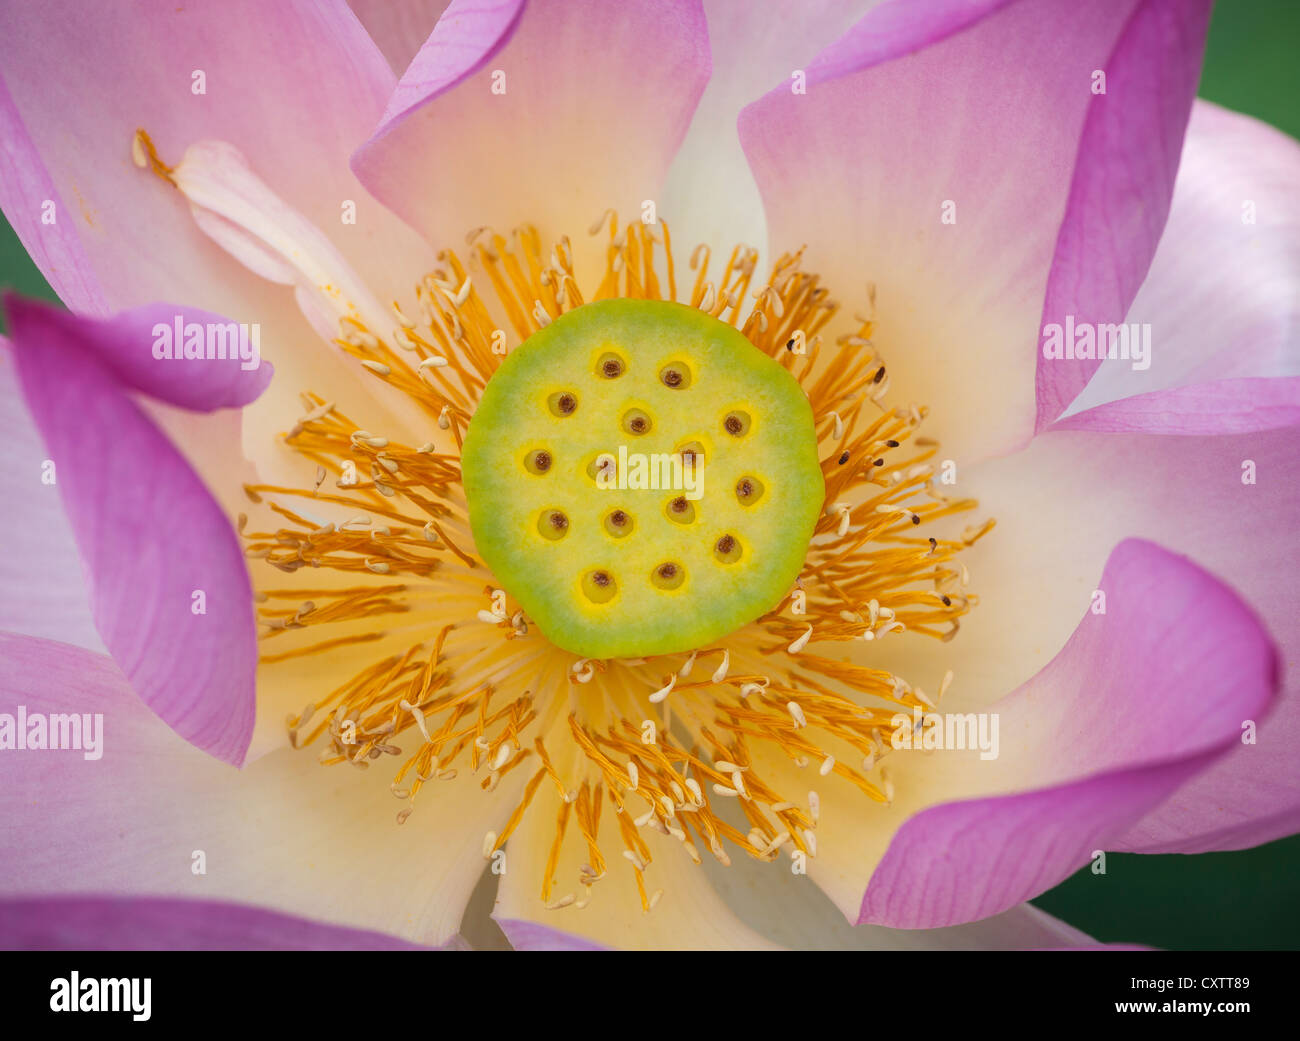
462 298 824 658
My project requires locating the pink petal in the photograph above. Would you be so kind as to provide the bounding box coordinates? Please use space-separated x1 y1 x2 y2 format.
352 0 711 274
0 76 108 316
1058 377 1300 435
861 539 1278 928
0 0 431 319
0 896 428 951
738 0 1210 460
1058 101 1300 433
0 634 526 946
4 296 273 412
0 339 102 652
6 300 257 764
925 424 1300 853
1033 0 1212 429
361 0 525 132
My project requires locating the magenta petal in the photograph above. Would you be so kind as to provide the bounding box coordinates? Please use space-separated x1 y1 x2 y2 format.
861 539 1278 929
952 425 1300 851
0 76 108 316
739 0 1211 460
352 0 710 267
365 0 525 133
1034 0 1213 428
1055 102 1300 434
0 339 102 651
4 296 273 412
865 761 1209 930
0 896 430 951
744 0 1011 83
7 303 256 765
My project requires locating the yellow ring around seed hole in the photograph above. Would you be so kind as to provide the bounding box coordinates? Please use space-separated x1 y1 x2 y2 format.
659 363 691 390
537 509 569 540
603 508 634 537
596 351 626 379
547 390 578 417
735 475 765 506
650 562 686 590
714 533 742 563
525 448 553 475
665 495 696 524
581 569 618 603
723 410 752 437
622 407 653 436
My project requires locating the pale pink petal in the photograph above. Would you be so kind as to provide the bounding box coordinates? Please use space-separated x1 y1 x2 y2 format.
739 0 1211 459
352 0 711 277
0 896 428 950
141 135 437 498
660 0 881 253
0 634 526 946
1059 101 1300 432
7 300 257 764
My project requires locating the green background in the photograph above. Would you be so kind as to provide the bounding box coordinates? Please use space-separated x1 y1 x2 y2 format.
1 1 1296 949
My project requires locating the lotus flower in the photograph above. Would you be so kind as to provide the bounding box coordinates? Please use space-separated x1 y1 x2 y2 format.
1 0 1296 952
